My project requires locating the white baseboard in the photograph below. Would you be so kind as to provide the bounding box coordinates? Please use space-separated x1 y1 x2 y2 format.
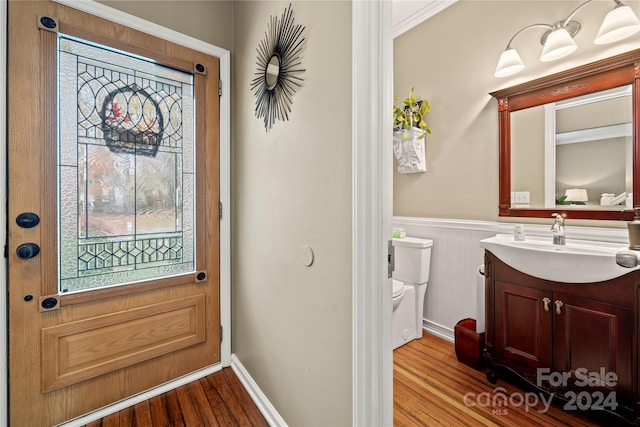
423 319 454 343
230 354 288 427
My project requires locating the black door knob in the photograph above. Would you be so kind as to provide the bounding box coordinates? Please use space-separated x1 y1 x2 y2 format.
16 243 40 259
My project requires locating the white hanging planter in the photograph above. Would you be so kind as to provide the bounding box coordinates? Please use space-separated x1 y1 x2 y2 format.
393 127 426 174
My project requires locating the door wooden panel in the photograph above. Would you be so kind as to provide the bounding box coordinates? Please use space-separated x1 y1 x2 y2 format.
8 2 220 425
41 294 206 392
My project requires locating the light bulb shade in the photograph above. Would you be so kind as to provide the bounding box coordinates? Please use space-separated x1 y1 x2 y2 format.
565 188 588 202
495 48 525 77
540 28 577 62
595 5 640 44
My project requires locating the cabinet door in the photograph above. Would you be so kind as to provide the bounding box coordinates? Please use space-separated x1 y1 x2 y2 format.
553 293 632 401
495 281 553 369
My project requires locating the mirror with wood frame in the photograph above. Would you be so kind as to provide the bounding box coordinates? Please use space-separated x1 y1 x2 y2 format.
490 49 640 221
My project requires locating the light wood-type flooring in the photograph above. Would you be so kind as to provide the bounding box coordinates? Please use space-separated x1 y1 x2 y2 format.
394 331 612 426
86 331 617 426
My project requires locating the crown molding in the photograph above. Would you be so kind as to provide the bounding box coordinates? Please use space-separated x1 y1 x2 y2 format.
393 0 457 38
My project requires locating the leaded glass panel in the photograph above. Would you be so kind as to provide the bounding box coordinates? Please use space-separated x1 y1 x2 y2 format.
58 35 195 293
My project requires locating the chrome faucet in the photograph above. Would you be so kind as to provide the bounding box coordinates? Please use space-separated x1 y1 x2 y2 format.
551 213 565 245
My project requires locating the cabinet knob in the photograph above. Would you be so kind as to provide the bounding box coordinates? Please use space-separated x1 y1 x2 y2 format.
555 300 564 315
543 297 551 312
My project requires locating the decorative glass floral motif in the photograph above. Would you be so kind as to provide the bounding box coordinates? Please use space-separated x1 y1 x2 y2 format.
100 85 163 157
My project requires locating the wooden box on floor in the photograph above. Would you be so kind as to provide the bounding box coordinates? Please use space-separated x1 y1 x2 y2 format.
454 318 485 370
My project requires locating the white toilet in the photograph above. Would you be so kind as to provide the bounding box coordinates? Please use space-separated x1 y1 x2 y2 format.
391 236 433 350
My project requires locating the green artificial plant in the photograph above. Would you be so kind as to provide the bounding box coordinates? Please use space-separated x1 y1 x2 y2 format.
393 86 431 138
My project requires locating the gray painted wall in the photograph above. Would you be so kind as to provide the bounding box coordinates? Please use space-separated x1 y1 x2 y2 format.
231 2 353 425
98 0 233 49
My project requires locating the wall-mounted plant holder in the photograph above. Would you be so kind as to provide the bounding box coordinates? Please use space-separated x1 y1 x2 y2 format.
393 128 426 174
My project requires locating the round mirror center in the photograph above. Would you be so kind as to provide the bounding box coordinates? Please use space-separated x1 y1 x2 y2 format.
265 54 280 90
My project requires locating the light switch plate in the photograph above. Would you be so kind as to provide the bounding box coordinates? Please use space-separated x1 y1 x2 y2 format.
514 191 530 204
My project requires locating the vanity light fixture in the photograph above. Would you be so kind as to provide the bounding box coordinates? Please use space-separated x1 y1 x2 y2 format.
540 27 578 62
494 0 640 77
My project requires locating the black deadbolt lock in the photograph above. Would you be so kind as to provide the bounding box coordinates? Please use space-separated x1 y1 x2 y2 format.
16 243 40 259
197 272 206 281
16 212 40 228
40 16 57 29
41 297 58 310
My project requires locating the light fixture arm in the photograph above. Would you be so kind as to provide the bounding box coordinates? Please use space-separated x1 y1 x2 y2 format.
504 23 553 49
560 0 628 28
560 0 593 28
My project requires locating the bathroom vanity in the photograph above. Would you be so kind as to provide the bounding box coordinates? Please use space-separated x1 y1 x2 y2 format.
480 235 640 424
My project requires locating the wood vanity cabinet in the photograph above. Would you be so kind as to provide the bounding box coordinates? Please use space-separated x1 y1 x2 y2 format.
483 251 639 425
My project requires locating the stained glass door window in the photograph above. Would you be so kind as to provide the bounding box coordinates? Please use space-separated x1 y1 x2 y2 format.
58 35 195 292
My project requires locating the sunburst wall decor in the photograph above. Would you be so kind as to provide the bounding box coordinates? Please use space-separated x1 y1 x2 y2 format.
251 3 306 132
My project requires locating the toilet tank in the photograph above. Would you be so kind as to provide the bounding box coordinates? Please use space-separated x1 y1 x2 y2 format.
392 237 433 284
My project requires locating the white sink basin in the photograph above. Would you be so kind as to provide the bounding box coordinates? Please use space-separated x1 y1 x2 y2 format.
480 234 640 283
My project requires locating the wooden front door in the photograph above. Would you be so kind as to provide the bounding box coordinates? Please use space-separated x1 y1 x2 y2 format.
7 2 220 425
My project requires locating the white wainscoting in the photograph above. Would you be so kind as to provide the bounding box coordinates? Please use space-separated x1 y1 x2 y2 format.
392 216 629 342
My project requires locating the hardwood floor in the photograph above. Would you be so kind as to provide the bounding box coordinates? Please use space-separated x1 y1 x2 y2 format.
87 332 615 426
84 368 268 427
394 332 611 426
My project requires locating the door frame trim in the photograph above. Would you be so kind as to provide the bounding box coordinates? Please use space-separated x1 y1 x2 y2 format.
352 2 393 426
1 1 231 425
0 1 8 425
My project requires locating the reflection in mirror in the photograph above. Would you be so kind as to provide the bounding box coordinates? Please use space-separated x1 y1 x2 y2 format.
265 54 280 90
550 86 633 209
511 106 544 207
510 86 633 211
